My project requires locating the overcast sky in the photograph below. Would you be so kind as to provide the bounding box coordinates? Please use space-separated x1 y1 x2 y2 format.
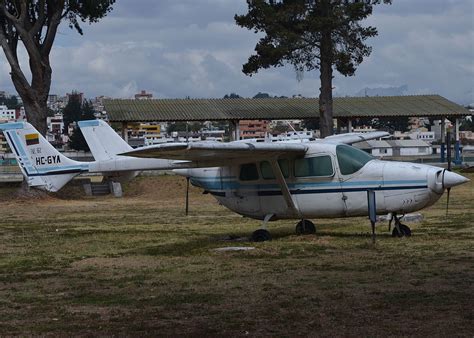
1 0 473 105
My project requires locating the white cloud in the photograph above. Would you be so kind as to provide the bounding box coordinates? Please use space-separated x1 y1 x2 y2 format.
0 0 472 104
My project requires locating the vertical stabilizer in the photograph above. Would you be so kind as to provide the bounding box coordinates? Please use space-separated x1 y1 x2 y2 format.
78 120 132 160
0 122 89 192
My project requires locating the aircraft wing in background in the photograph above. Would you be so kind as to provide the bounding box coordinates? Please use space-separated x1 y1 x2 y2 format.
322 131 389 144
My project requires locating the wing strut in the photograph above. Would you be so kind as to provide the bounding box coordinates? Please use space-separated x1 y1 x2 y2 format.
269 159 302 218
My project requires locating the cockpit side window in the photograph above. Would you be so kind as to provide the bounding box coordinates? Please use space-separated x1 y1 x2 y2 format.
260 161 274 179
336 144 374 175
294 155 333 177
239 163 259 181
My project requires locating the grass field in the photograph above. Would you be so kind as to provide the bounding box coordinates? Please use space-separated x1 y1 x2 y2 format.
0 173 473 336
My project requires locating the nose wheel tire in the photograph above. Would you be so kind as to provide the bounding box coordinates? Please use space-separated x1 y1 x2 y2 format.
295 220 316 235
252 229 272 242
392 223 411 237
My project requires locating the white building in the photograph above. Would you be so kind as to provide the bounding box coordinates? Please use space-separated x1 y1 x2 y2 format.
0 105 16 121
388 140 432 156
409 131 435 142
432 120 453 141
393 130 435 142
355 139 432 157
354 140 393 157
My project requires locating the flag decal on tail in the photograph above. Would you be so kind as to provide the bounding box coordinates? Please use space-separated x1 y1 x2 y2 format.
25 133 39 146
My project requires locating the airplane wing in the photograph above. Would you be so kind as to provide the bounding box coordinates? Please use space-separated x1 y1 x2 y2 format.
323 131 389 144
119 141 308 165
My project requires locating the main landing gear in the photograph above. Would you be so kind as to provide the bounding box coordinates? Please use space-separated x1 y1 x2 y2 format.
389 213 412 237
251 214 273 242
251 229 272 242
295 219 316 235
251 215 316 242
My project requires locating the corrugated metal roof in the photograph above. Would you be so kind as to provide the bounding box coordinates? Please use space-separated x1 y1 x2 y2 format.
104 95 470 122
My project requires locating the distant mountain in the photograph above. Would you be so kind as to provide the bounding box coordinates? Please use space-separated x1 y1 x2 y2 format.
355 85 409 97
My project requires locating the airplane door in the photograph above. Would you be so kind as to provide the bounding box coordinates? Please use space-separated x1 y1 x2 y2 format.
235 163 261 213
294 154 346 218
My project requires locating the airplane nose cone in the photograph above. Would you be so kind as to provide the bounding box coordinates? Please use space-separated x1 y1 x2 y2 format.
443 170 470 189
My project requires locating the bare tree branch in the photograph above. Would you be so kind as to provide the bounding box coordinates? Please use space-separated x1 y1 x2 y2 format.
30 0 46 38
0 22 32 92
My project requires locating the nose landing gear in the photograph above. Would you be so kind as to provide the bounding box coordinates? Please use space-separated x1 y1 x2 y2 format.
389 213 412 237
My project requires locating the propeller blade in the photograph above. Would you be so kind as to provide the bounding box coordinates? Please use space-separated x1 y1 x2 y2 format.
185 177 190 216
446 187 451 217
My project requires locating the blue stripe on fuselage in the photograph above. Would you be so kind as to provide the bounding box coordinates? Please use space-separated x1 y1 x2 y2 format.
190 177 427 192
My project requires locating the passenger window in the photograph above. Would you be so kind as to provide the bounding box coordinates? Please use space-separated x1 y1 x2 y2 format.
294 156 333 177
239 163 259 181
260 159 290 180
336 144 374 175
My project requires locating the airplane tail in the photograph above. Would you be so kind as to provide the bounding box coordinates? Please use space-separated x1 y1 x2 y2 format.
78 120 132 160
0 122 90 192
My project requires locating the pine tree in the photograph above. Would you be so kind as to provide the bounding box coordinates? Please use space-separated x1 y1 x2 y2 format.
236 0 391 137
64 96 97 151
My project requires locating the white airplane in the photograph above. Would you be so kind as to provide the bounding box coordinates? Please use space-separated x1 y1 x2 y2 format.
0 120 469 241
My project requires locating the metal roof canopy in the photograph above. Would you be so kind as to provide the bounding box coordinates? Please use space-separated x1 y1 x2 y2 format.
104 95 470 122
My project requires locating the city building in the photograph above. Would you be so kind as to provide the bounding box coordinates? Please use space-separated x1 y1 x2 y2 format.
47 94 68 111
91 96 110 119
239 120 269 139
0 105 16 121
393 130 435 142
47 113 66 148
355 139 432 157
460 130 474 143
432 119 453 141
67 92 84 104
355 140 393 157
135 90 153 100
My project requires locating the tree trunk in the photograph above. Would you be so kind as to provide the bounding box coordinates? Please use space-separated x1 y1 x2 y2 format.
318 1 334 138
10 61 51 136
22 98 48 136
319 32 334 138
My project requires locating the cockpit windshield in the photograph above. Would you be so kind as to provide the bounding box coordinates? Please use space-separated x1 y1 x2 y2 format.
336 144 374 175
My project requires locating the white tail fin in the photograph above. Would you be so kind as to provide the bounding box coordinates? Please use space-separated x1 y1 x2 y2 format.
0 122 90 192
78 120 132 160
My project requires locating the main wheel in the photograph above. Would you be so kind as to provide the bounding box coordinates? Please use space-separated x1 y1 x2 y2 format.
400 223 411 237
391 223 411 237
295 220 316 235
252 229 272 242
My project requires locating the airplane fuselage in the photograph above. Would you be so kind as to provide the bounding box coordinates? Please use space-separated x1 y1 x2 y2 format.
180 142 449 220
